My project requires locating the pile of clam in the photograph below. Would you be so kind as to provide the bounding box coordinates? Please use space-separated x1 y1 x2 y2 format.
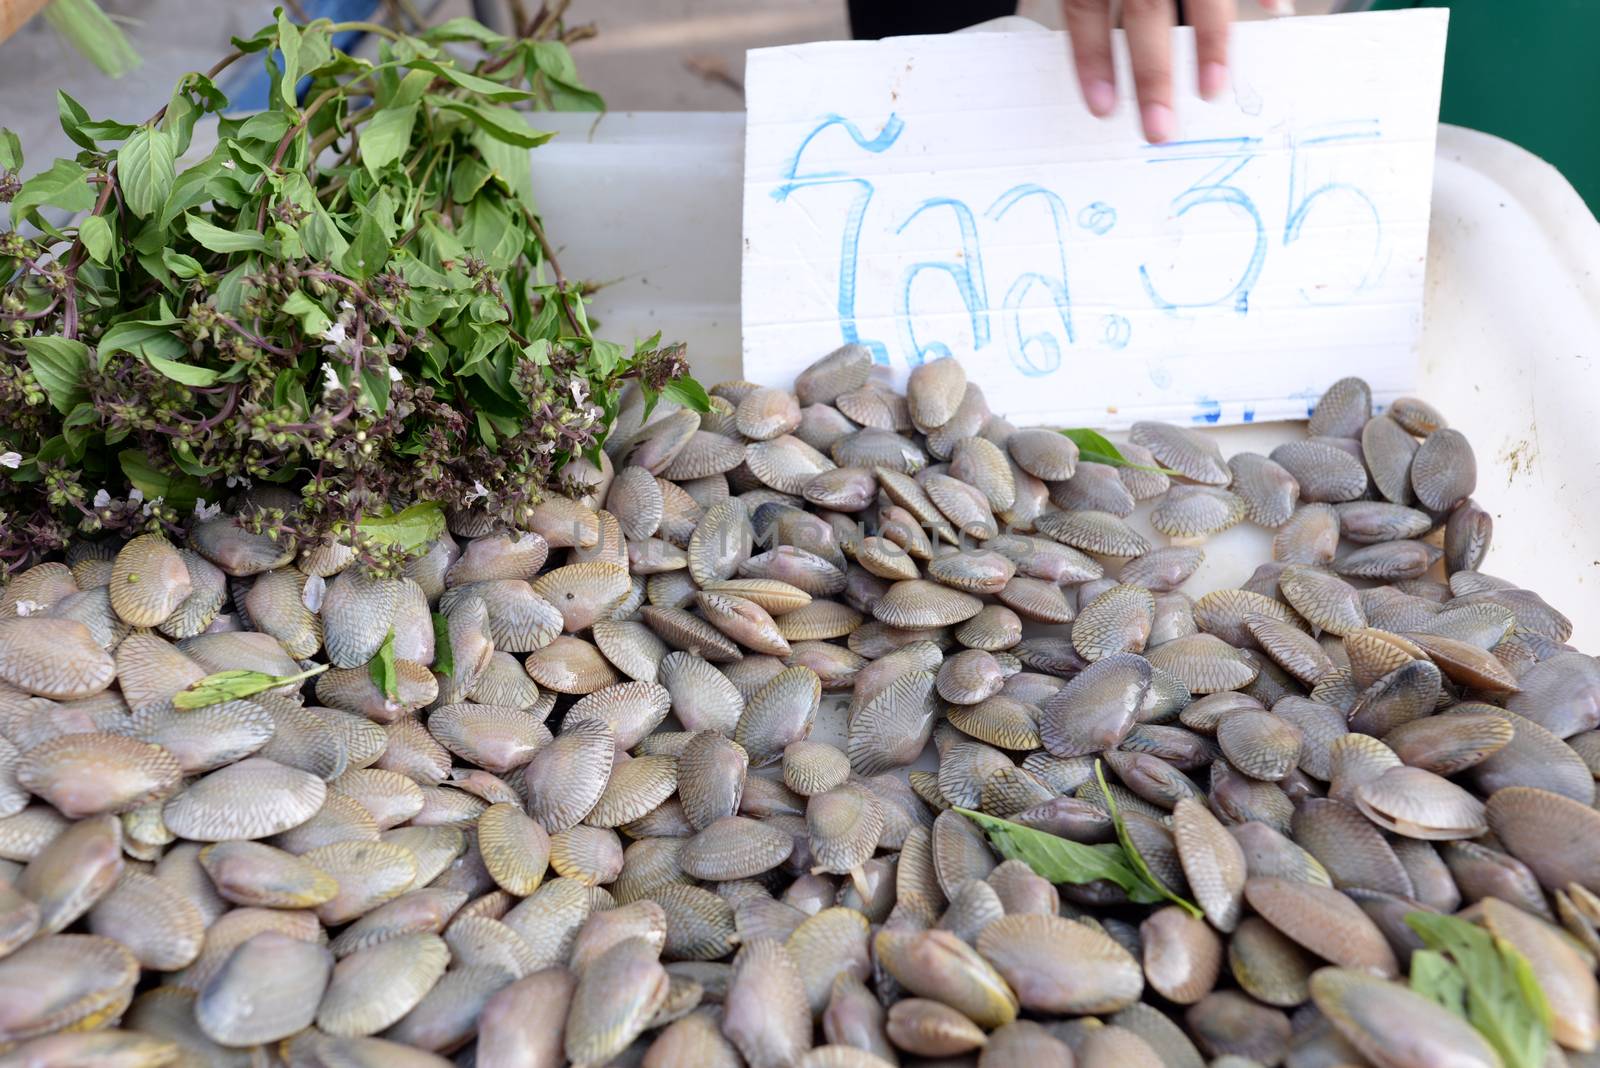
0 346 1597 1068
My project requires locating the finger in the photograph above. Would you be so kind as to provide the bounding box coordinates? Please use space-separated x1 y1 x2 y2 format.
1188 0 1235 100
1123 0 1178 142
1061 0 1117 117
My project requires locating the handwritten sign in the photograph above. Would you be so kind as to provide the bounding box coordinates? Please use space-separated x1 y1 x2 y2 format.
740 11 1448 427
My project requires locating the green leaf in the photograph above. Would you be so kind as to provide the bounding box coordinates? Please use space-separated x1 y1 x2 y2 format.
953 807 1160 903
359 104 417 177
662 375 713 414
1411 949 1469 1015
172 665 328 710
10 159 96 222
145 354 222 387
1059 428 1182 476
1406 911 1553 1068
357 501 446 553
56 91 97 151
119 450 201 508
185 215 271 254
525 41 604 112
412 60 532 102
161 248 206 279
20 337 90 414
78 213 114 265
96 318 185 367
1096 761 1204 919
471 132 535 212
431 613 453 678
435 99 553 148
370 629 399 701
60 402 101 458
236 111 292 143
282 291 331 338
276 10 302 109
420 17 509 46
0 127 22 171
43 0 141 78
117 125 176 219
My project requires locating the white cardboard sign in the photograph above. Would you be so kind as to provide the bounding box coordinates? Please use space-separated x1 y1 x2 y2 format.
740 11 1448 428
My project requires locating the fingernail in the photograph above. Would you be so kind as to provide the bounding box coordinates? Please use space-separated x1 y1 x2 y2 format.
1084 79 1116 117
1141 102 1174 143
1200 62 1229 100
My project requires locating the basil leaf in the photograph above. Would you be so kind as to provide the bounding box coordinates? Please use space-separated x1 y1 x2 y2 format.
20 337 90 414
431 612 454 679
119 449 202 508
954 807 1158 902
663 374 712 414
370 629 399 701
1411 948 1469 1015
172 664 328 709
185 215 271 254
10 158 96 221
145 353 222 387
1095 761 1205 918
359 104 417 177
435 100 554 148
357 501 446 552
0 127 21 172
118 126 177 219
78 213 114 265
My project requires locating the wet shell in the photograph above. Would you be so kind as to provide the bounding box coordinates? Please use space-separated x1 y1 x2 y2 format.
195 931 332 1046
427 703 551 774
1270 503 1340 567
869 579 982 631
524 636 621 694
321 569 402 668
317 932 450 1037
1172 798 1246 932
16 732 180 818
1227 453 1300 527
1309 967 1499 1068
978 913 1140 1015
1074 585 1156 661
549 824 625 885
1278 565 1366 636
1352 764 1486 840
1410 427 1477 511
1269 441 1368 503
302 839 418 924
0 934 139 1043
795 345 872 407
807 782 884 874
1130 422 1229 485
698 592 792 656
1151 486 1247 539
591 618 670 684
84 869 204 970
746 435 837 495
105 535 190 629
0 618 116 700
440 581 562 654
1146 634 1257 694
1141 905 1224 1004
1034 510 1152 558
163 758 325 841
523 717 614 832
783 740 850 796
1051 461 1136 517
587 754 679 828
682 816 794 880
736 666 822 766
199 839 339 909
849 669 938 774
531 563 631 633
1242 877 1398 977
937 649 1006 705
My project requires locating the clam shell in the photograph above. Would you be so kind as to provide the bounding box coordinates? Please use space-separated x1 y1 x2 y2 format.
977 913 1138 1015
681 816 794 880
1074 584 1156 661
1227 453 1300 527
199 839 339 909
17 732 181 818
1006 428 1078 482
1242 877 1398 977
189 516 295 576
1309 376 1372 437
318 932 450 1037
659 652 744 735
795 344 872 407
587 754 679 828
0 618 115 701
1141 905 1223 1004
1151 486 1247 539
1034 510 1151 558
1352 764 1487 840
782 740 849 797
163 758 326 841
440 580 561 654
322 569 402 668
85 868 204 971
1270 440 1368 502
1272 503 1341 566
1410 427 1477 511
1311 967 1499 1068
0 934 139 1043
736 666 821 766
1051 461 1137 517
523 716 614 832
907 356 967 429
950 437 1016 511
1119 546 1204 594
427 703 551 774
523 636 621 694
195 931 332 1046
1146 634 1257 694
1128 422 1228 484
106 535 191 628
531 563 631 633
1279 565 1366 636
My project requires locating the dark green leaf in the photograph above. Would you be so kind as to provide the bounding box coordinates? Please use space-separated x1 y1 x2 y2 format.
953 807 1161 902
435 99 554 148
185 215 271 254
662 375 713 414
1406 911 1553 1068
412 59 531 102
1096 761 1204 918
236 111 292 142
1060 427 1182 476
60 402 100 458
145 353 222 387
10 159 96 221
357 501 446 552
525 41 604 112
370 629 399 701
471 132 535 212
20 337 89 414
282 291 331 337
431 613 453 678
276 11 302 109
119 450 202 508
159 159 222 228
361 364 392 415
359 104 417 177
173 665 328 710
161 248 205 279
118 126 177 219
78 213 114 265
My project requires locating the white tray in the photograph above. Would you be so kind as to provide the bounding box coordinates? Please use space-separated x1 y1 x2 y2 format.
531 114 1600 646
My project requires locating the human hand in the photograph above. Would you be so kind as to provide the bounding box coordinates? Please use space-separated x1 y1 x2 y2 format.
1061 0 1240 144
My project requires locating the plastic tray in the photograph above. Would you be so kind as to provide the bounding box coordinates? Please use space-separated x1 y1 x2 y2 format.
531 114 1600 646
